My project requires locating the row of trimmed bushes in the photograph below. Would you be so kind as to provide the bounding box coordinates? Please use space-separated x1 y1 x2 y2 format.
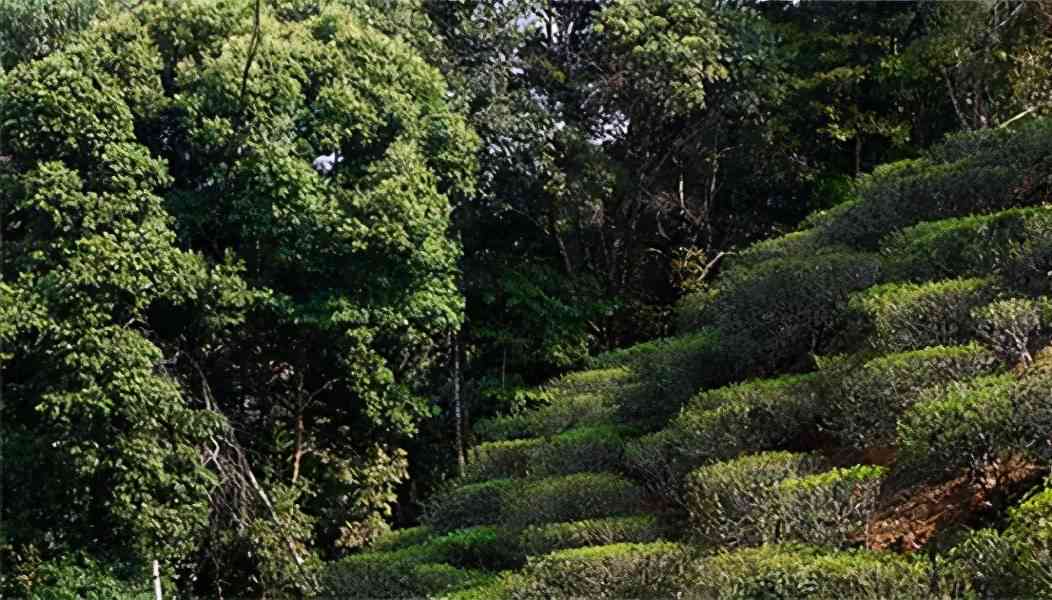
476 329 732 442
504 541 957 600
465 425 627 482
846 277 996 352
685 452 886 549
966 484 1052 597
422 472 645 533
365 515 665 573
881 205 1052 286
623 373 822 499
822 343 1001 448
897 368 1052 480
318 552 491 599
474 392 616 442
814 119 1052 251
677 252 882 372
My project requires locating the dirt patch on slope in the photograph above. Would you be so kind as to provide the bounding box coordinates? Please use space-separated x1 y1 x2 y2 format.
864 456 1046 552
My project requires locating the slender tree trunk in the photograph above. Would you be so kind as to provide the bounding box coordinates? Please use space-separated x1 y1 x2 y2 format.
855 135 862 176
291 411 304 483
152 560 163 600
453 332 465 478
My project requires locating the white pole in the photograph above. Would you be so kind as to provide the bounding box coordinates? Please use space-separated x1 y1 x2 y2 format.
152 559 163 600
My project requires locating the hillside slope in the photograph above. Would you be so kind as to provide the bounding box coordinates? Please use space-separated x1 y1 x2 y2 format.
319 120 1052 599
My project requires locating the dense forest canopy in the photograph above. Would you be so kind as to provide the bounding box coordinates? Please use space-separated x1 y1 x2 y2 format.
2 0 1052 598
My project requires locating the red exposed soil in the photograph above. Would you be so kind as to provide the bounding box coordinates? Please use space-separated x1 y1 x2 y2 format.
864 456 1046 552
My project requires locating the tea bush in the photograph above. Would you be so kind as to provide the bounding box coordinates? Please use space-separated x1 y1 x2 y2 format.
516 515 666 558
774 465 887 547
973 297 1049 365
512 542 693 600
950 485 1052 598
465 426 626 482
817 121 1052 250
319 553 490 599
898 371 1052 480
673 373 822 471
685 452 820 547
503 472 646 529
881 207 1050 282
473 392 616 442
689 545 938 600
823 343 1000 448
692 252 881 373
423 479 517 533
848 277 996 352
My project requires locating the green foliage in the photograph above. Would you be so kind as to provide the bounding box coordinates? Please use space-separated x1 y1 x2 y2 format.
516 515 666 558
612 328 732 427
624 374 821 503
898 371 1052 479
512 542 693 600
423 479 517 534
0 0 103 69
675 373 821 469
684 253 881 372
2 552 152 600
473 393 617 442
685 452 820 548
466 426 625 483
691 545 937 600
439 572 523 600
816 120 1052 250
368 525 433 552
503 473 645 530
823 343 1001 448
881 206 1052 283
725 230 824 273
318 553 490 600
774 465 887 547
973 297 1050 365
546 367 634 400
950 484 1052 597
847 277 996 352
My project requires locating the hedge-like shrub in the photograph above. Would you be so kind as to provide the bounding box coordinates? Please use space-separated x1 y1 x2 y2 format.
440 572 524 600
847 277 996 352
393 526 519 571
503 472 645 529
466 426 626 482
897 371 1052 480
670 373 822 473
1002 209 1052 294
695 252 881 373
612 328 732 428
881 206 1049 282
690 545 937 600
685 452 820 547
774 465 886 547
725 229 823 272
544 367 633 400
368 525 432 552
512 542 693 600
950 485 1052 598
423 479 517 533
973 297 1048 365
473 392 616 442
318 553 490 599
817 120 1052 250
823 343 1000 448
622 428 686 503
516 514 666 558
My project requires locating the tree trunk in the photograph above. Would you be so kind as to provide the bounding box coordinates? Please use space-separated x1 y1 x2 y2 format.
291 411 304 483
453 333 465 478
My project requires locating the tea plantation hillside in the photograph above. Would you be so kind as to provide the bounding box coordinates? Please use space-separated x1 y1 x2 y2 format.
320 121 1052 599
